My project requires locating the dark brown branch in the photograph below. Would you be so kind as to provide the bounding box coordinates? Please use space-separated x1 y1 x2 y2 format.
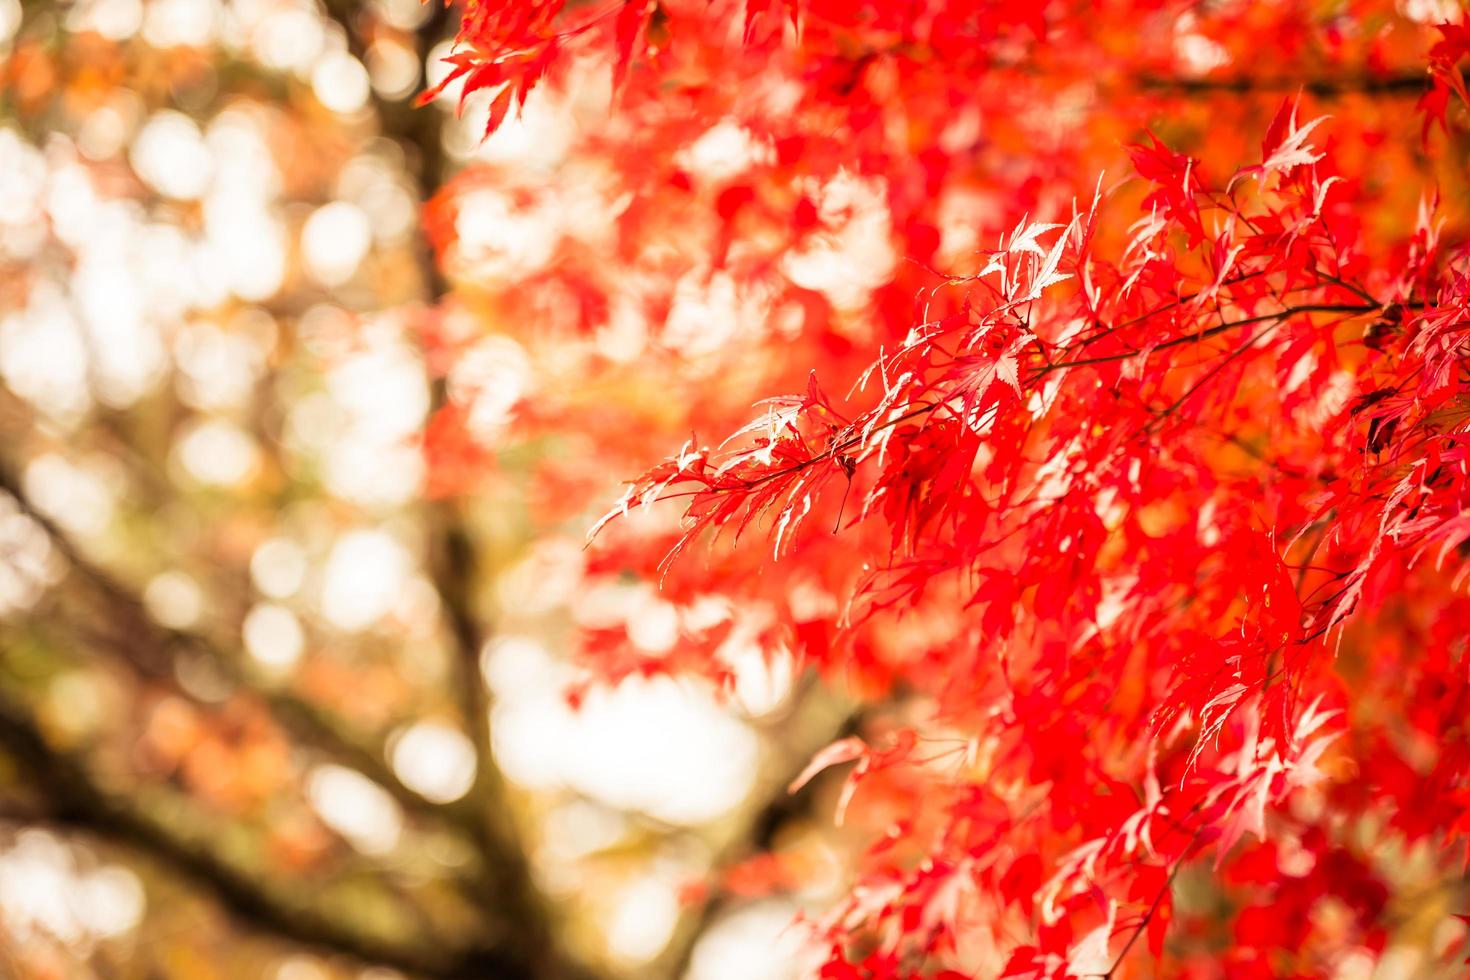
426 495 573 975
0 454 495 841
316 0 453 297
304 6 585 976
1032 303 1379 377
1135 72 1428 98
0 690 538 980
1100 826 1206 979
652 692 861 980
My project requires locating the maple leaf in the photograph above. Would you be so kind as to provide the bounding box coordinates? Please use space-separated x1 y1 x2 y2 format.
1239 98 1328 187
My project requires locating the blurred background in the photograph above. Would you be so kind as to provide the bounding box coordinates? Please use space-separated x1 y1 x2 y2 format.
0 1 860 976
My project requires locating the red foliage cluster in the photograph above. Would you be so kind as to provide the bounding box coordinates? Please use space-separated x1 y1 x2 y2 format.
428 1 1470 976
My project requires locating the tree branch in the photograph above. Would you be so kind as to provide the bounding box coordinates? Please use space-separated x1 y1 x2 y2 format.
0 689 538 980
1135 72 1428 98
303 5 584 975
652 689 860 980
426 495 575 975
0 454 500 844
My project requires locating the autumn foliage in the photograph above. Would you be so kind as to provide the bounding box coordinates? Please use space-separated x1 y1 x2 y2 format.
425 1 1470 976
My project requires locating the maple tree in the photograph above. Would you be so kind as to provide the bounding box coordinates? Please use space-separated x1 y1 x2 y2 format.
6 0 1470 977
421 0 1470 977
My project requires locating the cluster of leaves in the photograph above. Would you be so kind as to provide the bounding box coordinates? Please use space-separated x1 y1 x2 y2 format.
430 0 1470 976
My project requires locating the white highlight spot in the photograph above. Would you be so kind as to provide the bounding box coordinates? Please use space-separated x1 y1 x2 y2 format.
390 721 477 804
143 571 203 629
307 765 402 856
312 51 371 115
242 602 305 672
250 538 308 600
302 201 372 286
319 529 410 631
131 111 212 199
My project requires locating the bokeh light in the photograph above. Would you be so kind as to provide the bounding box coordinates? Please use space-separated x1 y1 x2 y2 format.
0 3 851 976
